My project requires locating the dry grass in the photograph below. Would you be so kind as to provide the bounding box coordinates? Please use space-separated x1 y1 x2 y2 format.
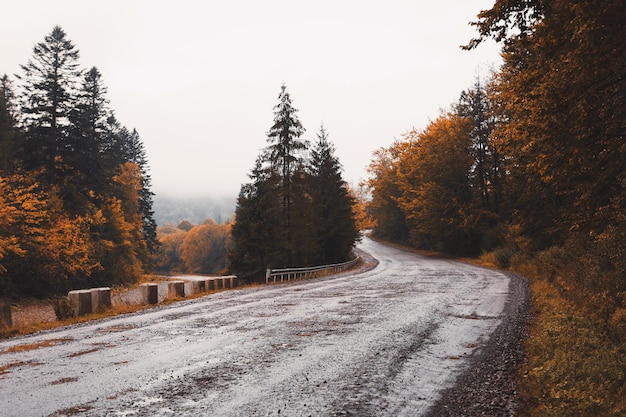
516 278 626 417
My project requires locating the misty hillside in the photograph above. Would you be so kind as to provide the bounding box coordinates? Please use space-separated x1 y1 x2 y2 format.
152 194 236 226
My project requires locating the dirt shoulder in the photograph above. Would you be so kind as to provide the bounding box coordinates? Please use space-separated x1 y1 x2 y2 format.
424 272 530 417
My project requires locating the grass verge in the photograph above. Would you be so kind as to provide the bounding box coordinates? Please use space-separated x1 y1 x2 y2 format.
516 277 626 416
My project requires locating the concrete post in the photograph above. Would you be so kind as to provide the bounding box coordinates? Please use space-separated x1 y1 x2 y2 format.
141 283 158 304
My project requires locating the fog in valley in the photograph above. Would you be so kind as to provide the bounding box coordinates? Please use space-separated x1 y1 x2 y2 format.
153 193 236 226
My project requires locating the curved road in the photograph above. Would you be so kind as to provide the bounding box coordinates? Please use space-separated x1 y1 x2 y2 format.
0 237 512 416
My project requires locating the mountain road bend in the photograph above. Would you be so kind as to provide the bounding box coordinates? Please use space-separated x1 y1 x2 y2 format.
0 236 523 417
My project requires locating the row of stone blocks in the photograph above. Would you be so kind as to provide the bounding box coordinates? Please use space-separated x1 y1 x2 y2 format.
139 275 239 305
66 276 238 316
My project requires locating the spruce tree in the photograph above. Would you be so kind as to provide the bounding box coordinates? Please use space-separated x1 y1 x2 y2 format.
264 84 307 264
308 125 360 264
68 67 110 187
16 26 82 180
229 156 282 279
0 75 18 175
230 87 360 279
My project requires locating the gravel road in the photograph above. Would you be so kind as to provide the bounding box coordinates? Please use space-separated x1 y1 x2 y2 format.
0 237 527 417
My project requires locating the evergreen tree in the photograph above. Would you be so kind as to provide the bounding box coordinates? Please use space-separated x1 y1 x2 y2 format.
264 84 307 264
124 128 159 262
456 79 500 214
229 156 282 279
0 75 18 175
55 66 113 214
229 87 359 280
67 67 110 189
16 26 82 179
308 125 359 264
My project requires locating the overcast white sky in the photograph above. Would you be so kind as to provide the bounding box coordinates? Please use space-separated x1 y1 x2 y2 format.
1 0 501 198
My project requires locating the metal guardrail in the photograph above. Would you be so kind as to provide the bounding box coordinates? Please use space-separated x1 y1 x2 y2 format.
265 252 360 284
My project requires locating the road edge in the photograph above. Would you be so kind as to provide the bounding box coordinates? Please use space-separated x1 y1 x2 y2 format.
424 271 530 416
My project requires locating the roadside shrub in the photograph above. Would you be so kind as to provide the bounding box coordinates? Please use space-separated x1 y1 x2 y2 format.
53 297 73 320
609 307 626 342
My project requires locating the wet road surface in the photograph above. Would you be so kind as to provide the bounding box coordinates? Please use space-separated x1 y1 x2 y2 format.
0 237 511 416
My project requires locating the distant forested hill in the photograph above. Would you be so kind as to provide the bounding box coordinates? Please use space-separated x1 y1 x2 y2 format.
152 194 236 226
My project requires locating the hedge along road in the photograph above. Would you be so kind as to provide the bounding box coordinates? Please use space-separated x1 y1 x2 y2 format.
0 237 512 417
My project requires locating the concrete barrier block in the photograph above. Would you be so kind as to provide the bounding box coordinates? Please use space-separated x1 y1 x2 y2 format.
0 299 11 329
227 275 238 288
91 287 111 313
168 281 185 298
141 283 159 304
190 280 205 294
68 290 93 316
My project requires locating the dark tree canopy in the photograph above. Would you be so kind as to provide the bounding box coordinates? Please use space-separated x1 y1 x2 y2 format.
17 25 83 176
229 87 359 281
308 125 360 264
